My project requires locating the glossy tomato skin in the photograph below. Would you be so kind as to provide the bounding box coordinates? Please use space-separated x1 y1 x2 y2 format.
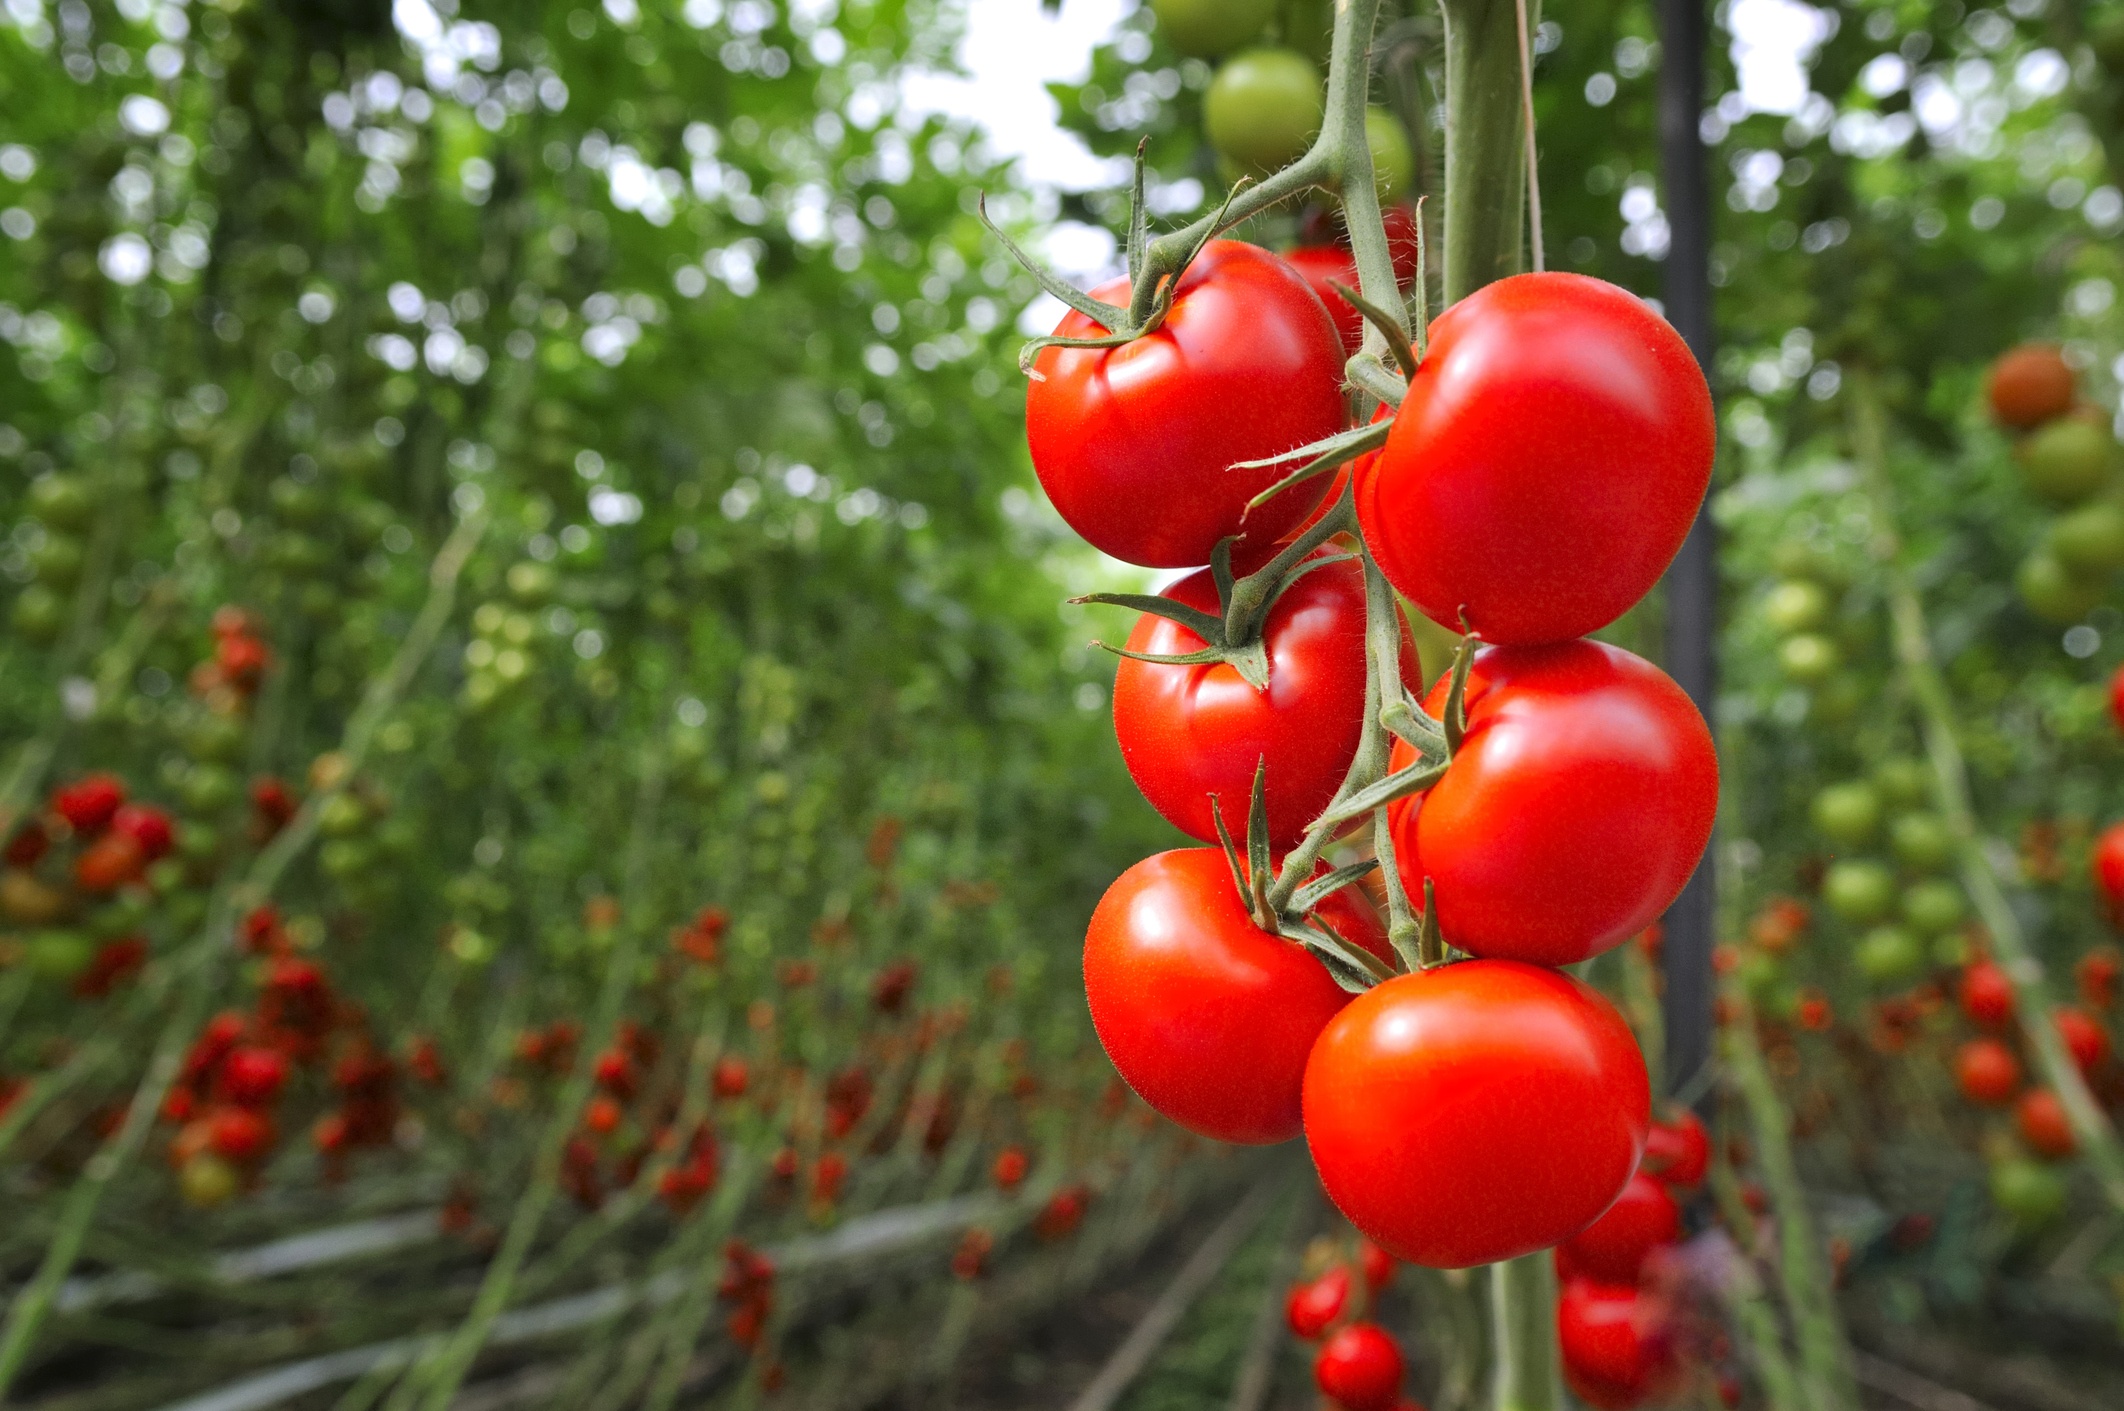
1303 960 1651 1268
1555 1173 1681 1284
1955 1038 2021 1106
1112 554 1417 851
1958 959 2016 1028
1639 1109 1710 1190
1027 240 1347 568
1283 245 1363 353
1085 849 1387 1145
1358 273 1714 645
1285 1265 1350 1339
1313 1322 1404 1411
1387 641 1715 966
1557 1279 1683 1411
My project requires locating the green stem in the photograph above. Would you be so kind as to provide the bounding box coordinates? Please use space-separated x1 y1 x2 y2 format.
1487 1254 1562 1411
1436 0 1531 303
1848 372 2124 1215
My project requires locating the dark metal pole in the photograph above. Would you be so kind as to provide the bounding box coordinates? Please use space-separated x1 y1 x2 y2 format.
1657 0 1717 1109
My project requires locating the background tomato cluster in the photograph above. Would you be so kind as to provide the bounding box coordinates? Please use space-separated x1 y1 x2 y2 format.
6 0 2124 1409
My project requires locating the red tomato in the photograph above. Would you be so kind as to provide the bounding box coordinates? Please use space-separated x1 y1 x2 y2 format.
1085 849 1387 1144
1386 641 1715 966
1955 1037 2021 1106
1026 240 1347 568
2109 664 2124 736
111 804 176 862
1313 1322 1404 1411
1640 1110 1709 1190
53 774 127 834
1357 273 1714 645
2095 823 2124 928
1987 344 2076 429
207 1106 276 1165
1303 961 1650 1268
712 1055 749 1099
1360 1238 1396 1291
2015 1088 2076 1159
75 831 146 893
1557 1279 1683 1411
991 1145 1029 1190
217 1046 290 1108
1556 1173 1681 1284
2077 948 2120 1009
2054 1006 2111 1075
1285 1265 1351 1339
1284 244 1364 353
1958 959 2015 1029
1112 553 1417 850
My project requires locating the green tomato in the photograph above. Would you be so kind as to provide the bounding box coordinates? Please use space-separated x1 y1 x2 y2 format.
1150 0 1275 58
11 584 66 643
1736 949 1784 997
2016 550 2103 625
177 822 220 862
1930 929 1970 968
1989 1157 2066 1228
1871 757 1930 808
1204 49 1322 173
2018 418 2113 505
29 473 93 531
1761 578 1831 634
186 712 248 763
1889 811 1953 871
27 930 93 981
317 792 370 839
1768 540 1843 586
320 837 374 880
2048 499 2124 575
179 764 239 813
1810 781 1881 848
1365 107 1414 205
1822 859 1896 925
1856 925 1926 983
1778 632 1840 683
1900 878 1966 936
30 534 85 589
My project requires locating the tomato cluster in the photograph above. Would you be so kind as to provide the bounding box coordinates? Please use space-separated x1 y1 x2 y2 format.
1282 1235 1415 1411
1986 343 2124 625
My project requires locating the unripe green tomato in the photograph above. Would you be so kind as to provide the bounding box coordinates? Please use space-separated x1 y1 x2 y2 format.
1149 0 1275 57
11 584 66 642
177 821 220 861
2016 550 2102 625
1778 632 1840 683
1931 929 1970 968
1822 859 1896 924
1871 757 1929 808
30 534 85 589
2017 418 2113 505
1889 811 1953 871
1901 878 1966 935
186 712 247 763
507 561 557 605
1761 578 1831 634
1856 924 1925 983
27 929 93 981
1365 107 1414 205
179 764 239 813
29 473 94 531
317 792 369 839
1989 1157 2066 1227
1810 781 1881 847
180 1153 240 1208
1769 540 1842 586
1204 49 1322 173
269 476 328 526
320 837 374 880
2048 499 2124 575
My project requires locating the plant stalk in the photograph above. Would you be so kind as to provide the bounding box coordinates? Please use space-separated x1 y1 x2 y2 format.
1487 1254 1562 1411
1436 0 1531 303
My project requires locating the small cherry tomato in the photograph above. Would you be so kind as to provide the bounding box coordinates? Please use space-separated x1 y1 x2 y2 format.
110 804 176 862
1285 1265 1350 1339
1556 1173 1681 1284
53 774 127 834
1303 961 1650 1268
1640 1110 1709 1190
2096 823 2124 929
75 831 146 893
1312 1321 1404 1411
1953 1038 2020 1107
1958 959 2016 1029
217 1046 290 1108
2053 1006 2111 1075
1557 1279 1683 1411
2015 1088 2076 1160
1360 1238 1396 1291
1987 344 2076 429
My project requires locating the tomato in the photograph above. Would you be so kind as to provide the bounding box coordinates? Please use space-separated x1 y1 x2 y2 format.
2015 1088 2076 1159
53 773 127 834
1987 344 2076 428
1365 108 1413 205
1821 860 1895 925
1556 1173 1680 1284
1889 811 1952 871
1204 49 1322 173
2017 417 2113 505
2016 550 2101 625
1990 1156 2066 1226
1360 1238 1396 1291
1283 244 1364 354
1954 1038 2020 1106
1285 1265 1350 1339
1312 1322 1403 1411
1149 0 1274 58
1386 641 1715 967
1640 1110 1709 1190
2053 1006 2111 1075
218 1046 290 1107
2049 499 2124 574
1958 959 2015 1028
1857 925 1924 983
1084 848 1387 1144
179 1152 240 1208
1357 273 1714 645
2077 948 2120 1008
75 831 146 893
1303 961 1650 1268
1112 553 1417 850
1557 1279 1683 1411
1027 241 1347 569
1900 880 1965 936
2095 822 2124 927
112 804 176 862
1809 781 1880 847
1761 579 1831 633
207 1106 276 1165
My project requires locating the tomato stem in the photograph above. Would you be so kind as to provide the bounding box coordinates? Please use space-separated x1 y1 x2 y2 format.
1488 1253 1564 1411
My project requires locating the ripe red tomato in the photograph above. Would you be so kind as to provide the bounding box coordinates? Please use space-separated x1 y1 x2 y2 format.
75 831 146 893
2015 1088 2076 1159
1283 244 1363 353
1360 1238 1396 1291
1357 273 1713 645
1958 959 2015 1029
1987 344 2076 429
1557 1279 1683 1411
111 804 175 862
2077 948 2120 1009
1026 241 1347 569
991 1145 1029 1190
1312 1322 1404 1411
217 1046 290 1107
1303 960 1650 1268
53 774 127 834
207 1106 276 1165
712 1056 749 1099
2109 664 2124 736
1386 641 1715 966
1285 1265 1350 1339
1556 1173 1680 1284
1954 1038 2020 1106
2053 1006 2111 1075
1112 553 1417 850
1085 848 1387 1144
2096 822 2124 927
1639 1109 1709 1190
